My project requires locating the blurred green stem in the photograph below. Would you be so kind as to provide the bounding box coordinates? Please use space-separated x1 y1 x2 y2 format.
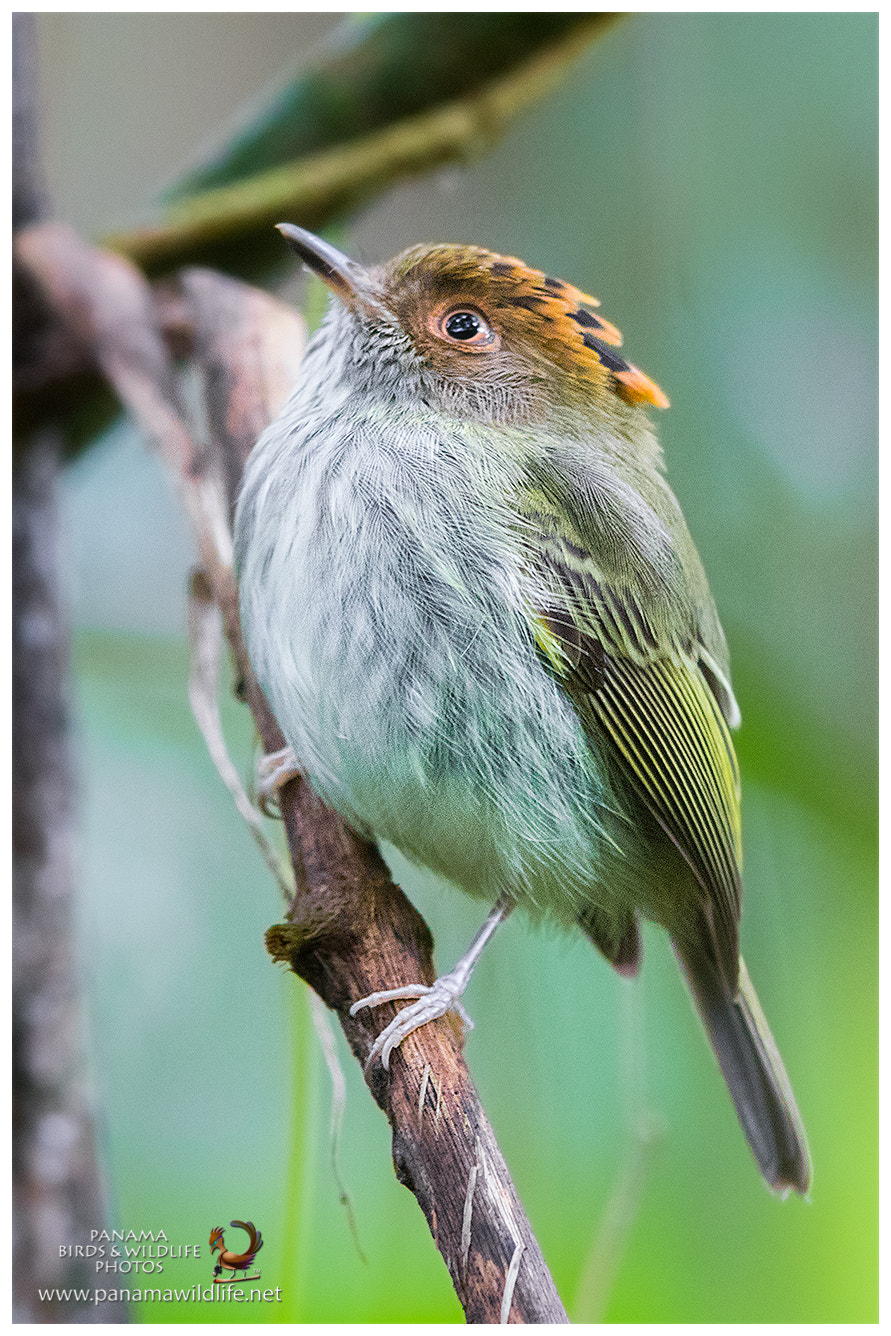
281 982 320 1321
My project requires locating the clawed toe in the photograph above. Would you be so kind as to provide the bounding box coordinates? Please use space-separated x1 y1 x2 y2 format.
256 745 302 815
350 975 471 1070
348 901 511 1070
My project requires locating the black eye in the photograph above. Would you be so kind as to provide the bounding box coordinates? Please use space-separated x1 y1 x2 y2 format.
430 301 499 347
445 310 482 340
433 307 497 348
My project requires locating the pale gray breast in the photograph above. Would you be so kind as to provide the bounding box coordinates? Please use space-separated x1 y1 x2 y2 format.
236 398 628 908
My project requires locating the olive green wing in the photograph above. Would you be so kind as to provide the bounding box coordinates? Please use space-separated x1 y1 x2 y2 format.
525 526 743 987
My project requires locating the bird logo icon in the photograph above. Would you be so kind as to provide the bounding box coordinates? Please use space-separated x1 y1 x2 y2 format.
208 1219 263 1283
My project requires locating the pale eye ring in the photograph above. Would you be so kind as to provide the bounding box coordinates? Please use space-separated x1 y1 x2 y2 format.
433 306 497 348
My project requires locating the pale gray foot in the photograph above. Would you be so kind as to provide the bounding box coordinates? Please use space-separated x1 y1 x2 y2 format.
350 897 513 1069
257 744 302 815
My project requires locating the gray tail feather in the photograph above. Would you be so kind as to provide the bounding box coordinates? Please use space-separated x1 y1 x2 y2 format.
675 945 811 1195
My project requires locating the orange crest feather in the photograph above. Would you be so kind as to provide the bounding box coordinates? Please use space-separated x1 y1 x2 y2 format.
390 244 669 410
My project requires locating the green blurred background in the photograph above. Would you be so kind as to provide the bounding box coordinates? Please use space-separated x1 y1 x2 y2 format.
36 12 876 1323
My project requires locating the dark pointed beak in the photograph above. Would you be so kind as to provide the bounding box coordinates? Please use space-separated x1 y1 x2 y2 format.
276 223 368 303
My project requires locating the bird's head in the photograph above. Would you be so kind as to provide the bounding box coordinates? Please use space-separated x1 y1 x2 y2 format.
278 224 668 428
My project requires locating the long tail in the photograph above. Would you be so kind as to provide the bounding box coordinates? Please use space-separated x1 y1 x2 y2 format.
674 945 811 1195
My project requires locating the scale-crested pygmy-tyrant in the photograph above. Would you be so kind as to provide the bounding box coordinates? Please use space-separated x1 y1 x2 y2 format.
235 224 811 1195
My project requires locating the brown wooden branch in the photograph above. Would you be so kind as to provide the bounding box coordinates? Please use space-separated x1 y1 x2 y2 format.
15 221 570 1324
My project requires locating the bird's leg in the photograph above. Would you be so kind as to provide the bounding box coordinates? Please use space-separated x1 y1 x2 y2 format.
256 744 303 815
350 895 514 1069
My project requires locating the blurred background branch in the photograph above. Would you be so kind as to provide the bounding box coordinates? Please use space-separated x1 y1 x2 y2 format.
108 14 618 277
12 14 128 1322
164 13 619 200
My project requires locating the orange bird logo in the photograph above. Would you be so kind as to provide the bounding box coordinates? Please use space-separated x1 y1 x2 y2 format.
208 1220 263 1283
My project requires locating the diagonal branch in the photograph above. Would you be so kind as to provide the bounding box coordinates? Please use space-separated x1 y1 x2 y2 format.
15 221 569 1324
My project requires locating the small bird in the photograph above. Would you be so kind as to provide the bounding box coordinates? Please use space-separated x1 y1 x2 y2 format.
235 224 811 1195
